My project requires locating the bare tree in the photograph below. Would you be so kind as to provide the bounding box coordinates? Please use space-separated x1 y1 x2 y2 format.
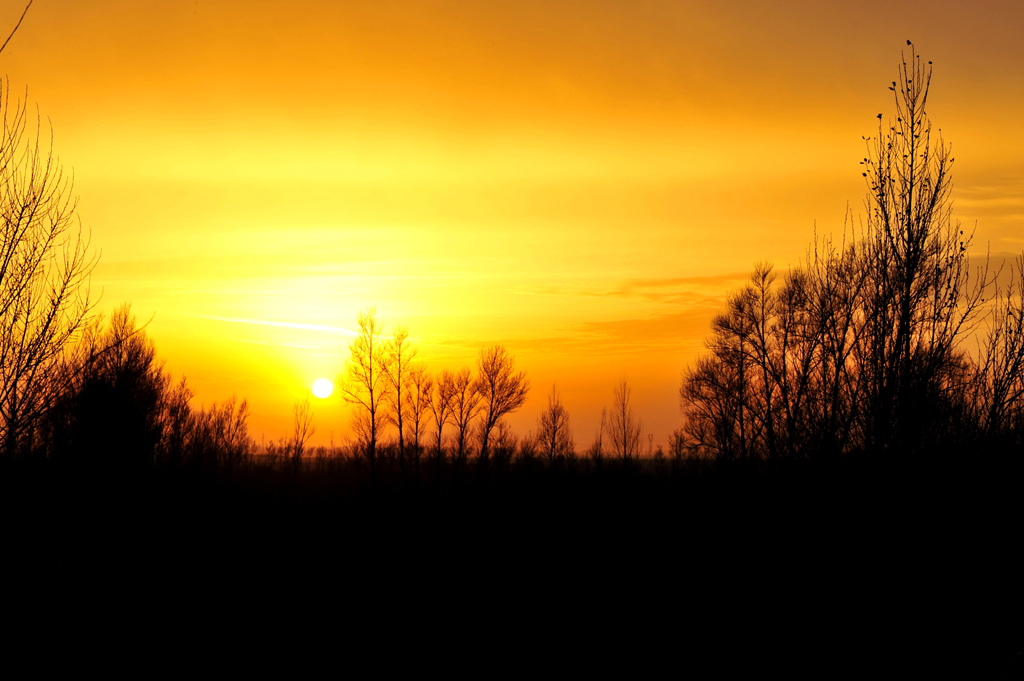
428 368 455 467
588 406 607 464
187 394 253 471
669 428 687 469
475 344 530 463
450 367 481 464
972 256 1024 439
405 363 432 468
338 307 391 478
290 396 315 468
382 324 415 465
608 379 643 460
537 383 573 464
854 44 988 453
0 80 97 457
490 419 518 466
160 375 194 466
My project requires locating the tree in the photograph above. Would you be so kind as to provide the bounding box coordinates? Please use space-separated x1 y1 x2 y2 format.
970 256 1024 443
382 324 415 465
587 407 607 464
187 394 253 471
47 305 165 466
0 79 97 457
405 363 432 469
853 44 987 454
608 379 643 460
536 383 573 464
289 396 315 468
490 419 518 466
160 375 194 466
450 367 481 464
338 308 391 478
475 344 530 463
428 368 455 467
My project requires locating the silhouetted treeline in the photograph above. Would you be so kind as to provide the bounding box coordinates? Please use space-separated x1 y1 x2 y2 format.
680 51 1024 465
17 305 253 473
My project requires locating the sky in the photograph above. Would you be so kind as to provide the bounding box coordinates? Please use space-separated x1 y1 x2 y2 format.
1 0 1022 449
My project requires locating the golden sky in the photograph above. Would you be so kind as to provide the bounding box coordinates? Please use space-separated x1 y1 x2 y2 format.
2 0 1022 448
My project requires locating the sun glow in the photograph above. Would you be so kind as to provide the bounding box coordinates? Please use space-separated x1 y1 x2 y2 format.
312 378 333 399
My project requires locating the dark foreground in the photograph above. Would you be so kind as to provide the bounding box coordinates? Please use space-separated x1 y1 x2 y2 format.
3 452 1022 678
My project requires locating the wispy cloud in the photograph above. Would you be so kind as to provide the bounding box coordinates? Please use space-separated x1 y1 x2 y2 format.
198 316 357 336
530 273 750 304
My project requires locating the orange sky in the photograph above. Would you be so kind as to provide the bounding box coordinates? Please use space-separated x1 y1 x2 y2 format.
2 0 1022 449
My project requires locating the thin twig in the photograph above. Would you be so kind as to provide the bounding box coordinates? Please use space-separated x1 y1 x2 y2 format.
0 1 32 57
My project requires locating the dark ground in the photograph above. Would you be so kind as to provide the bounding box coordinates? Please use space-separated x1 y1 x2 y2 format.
3 452 1022 678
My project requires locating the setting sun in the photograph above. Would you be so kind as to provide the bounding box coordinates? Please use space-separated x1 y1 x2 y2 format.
309 376 333 399
312 378 333 399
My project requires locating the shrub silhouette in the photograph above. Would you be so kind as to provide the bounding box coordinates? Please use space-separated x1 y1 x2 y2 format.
48 305 166 467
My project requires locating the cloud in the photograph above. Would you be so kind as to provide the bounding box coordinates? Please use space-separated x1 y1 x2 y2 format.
530 272 750 304
482 307 719 358
198 316 357 336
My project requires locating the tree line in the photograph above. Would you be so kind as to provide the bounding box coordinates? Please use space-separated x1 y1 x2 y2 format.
679 48 1024 464
2 44 1020 479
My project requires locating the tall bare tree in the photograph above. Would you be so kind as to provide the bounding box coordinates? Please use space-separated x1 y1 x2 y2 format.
382 324 415 464
0 80 97 457
609 379 643 460
854 44 988 453
450 367 481 464
405 363 432 466
338 308 391 478
475 344 530 463
428 368 455 466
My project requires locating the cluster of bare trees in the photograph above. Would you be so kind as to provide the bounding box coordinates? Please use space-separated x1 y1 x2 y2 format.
0 18 255 468
679 48 1024 462
337 308 532 474
33 304 253 469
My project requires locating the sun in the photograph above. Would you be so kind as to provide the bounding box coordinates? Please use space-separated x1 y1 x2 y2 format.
312 378 333 399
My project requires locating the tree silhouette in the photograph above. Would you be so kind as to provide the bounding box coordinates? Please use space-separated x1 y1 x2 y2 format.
338 308 391 479
450 367 480 465
536 383 573 464
289 396 314 469
404 363 432 470
48 305 165 467
428 368 455 469
854 44 987 454
679 46 995 462
608 379 643 460
189 394 252 472
587 406 608 464
382 325 415 466
475 344 530 463
971 256 1024 442
0 80 97 457
160 375 194 466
